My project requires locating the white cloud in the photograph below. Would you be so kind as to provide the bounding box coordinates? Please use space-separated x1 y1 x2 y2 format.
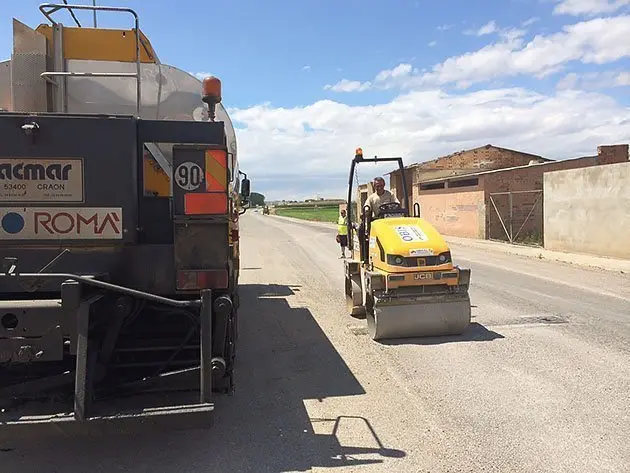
302 65 311 71
375 63 414 85
617 71 630 85
478 20 499 35
522 16 540 26
231 88 630 200
325 15 630 92
428 40 438 47
437 24 453 31
553 0 630 16
192 72 214 80
465 20 499 36
557 70 630 89
222 13 630 200
323 79 372 92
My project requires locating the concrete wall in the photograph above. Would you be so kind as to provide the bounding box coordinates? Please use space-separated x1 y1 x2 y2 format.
389 168 413 206
417 189 486 239
482 146 628 244
482 156 598 243
544 162 630 259
350 183 373 222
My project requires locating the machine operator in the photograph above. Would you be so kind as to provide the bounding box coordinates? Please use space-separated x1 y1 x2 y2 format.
366 176 399 218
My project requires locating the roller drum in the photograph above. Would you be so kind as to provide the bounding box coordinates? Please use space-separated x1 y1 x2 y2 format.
366 293 471 341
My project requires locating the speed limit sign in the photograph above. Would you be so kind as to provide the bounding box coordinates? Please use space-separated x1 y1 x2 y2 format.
175 162 204 191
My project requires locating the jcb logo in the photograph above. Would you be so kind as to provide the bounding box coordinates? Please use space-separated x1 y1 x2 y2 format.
414 272 433 280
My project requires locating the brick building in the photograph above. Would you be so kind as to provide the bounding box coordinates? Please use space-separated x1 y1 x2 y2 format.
386 144 629 245
389 144 550 206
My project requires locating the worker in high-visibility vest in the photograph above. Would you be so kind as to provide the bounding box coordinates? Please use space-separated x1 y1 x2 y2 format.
337 209 348 258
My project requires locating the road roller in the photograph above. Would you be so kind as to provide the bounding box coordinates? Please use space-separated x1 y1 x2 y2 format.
343 148 472 340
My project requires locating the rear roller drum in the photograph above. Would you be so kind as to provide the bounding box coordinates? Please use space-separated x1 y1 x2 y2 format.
366 292 379 340
345 274 365 318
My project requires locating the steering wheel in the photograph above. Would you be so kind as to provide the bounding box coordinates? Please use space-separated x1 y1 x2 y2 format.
379 202 402 212
377 201 407 219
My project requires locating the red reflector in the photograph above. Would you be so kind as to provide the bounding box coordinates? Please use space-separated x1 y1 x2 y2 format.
231 229 239 241
184 193 228 215
177 270 229 290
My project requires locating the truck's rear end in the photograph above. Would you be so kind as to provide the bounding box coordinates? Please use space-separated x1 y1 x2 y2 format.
0 3 247 435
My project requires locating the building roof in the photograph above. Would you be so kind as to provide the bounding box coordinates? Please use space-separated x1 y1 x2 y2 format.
386 144 553 176
417 154 596 185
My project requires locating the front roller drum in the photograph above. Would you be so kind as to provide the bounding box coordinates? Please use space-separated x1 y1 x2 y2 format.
366 293 471 341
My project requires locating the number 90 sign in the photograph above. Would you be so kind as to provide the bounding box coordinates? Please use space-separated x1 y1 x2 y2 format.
175 162 204 191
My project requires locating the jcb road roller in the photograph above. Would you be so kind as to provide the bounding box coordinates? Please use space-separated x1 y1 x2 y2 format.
343 148 472 341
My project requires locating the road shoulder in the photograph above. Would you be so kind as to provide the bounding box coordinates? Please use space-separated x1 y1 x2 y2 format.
263 214 630 273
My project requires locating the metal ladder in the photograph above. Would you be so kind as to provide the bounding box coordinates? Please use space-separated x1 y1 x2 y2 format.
37 2 142 116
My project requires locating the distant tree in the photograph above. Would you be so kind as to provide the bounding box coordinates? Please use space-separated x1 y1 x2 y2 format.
250 192 265 206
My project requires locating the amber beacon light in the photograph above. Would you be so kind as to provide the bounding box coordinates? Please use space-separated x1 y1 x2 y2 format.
202 76 222 121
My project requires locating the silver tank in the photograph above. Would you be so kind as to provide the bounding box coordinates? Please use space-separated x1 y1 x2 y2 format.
63 59 238 168
0 16 238 170
63 59 238 159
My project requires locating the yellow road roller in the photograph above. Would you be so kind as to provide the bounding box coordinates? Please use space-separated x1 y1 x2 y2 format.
343 148 472 340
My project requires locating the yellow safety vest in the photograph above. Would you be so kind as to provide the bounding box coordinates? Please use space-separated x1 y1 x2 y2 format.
338 215 348 235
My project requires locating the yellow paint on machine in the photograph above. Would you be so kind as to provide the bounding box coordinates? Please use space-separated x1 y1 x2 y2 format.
371 217 450 256
35 25 158 63
385 270 461 290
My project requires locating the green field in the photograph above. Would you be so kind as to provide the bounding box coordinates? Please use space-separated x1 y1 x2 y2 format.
274 205 340 223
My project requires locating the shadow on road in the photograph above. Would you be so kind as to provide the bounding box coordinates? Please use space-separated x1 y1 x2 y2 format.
1 283 405 473
378 322 504 346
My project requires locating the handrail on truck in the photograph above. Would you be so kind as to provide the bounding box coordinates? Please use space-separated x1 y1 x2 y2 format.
37 3 142 116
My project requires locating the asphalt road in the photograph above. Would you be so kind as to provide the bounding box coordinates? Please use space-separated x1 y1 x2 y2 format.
3 212 629 472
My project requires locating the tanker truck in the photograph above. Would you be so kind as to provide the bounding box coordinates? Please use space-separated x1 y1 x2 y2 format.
0 2 250 433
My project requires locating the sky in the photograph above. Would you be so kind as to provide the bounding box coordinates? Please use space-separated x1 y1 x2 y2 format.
2 0 630 200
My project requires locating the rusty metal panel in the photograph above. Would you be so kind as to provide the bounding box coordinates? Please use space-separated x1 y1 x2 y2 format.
174 221 229 271
0 60 11 110
10 19 49 113
0 299 65 363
